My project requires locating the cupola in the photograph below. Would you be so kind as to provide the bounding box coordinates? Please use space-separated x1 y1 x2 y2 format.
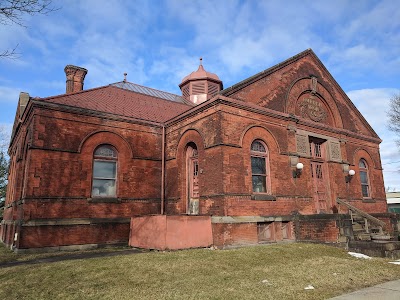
179 58 223 105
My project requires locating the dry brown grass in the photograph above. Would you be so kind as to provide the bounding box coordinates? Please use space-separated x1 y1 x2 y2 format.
1 243 400 299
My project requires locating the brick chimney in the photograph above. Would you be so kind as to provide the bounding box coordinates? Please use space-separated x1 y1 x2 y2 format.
64 65 88 94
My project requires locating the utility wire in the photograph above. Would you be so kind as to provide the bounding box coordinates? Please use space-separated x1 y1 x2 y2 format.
382 160 400 165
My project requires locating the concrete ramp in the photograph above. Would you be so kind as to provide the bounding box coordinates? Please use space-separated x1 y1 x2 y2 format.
129 215 213 250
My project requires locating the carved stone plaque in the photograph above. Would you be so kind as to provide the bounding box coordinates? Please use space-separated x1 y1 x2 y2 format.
296 134 309 156
299 96 327 122
328 140 341 162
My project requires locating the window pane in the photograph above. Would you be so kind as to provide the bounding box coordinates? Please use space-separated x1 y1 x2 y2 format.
92 179 116 196
359 159 367 168
251 157 266 174
251 141 266 153
95 146 117 158
361 185 369 197
252 176 266 193
360 171 368 184
93 161 116 178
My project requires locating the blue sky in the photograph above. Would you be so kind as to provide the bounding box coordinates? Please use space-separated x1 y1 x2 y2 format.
1 0 400 190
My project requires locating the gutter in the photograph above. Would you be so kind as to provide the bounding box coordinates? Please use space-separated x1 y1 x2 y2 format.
161 125 165 215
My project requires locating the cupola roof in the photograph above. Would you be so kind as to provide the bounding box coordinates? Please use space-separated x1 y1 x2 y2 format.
180 58 221 87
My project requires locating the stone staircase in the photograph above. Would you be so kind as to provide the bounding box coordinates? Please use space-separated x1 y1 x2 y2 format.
337 198 391 241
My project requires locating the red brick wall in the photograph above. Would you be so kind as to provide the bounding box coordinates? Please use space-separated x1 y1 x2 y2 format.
212 223 258 247
164 102 387 217
19 223 130 249
2 107 163 250
295 215 340 243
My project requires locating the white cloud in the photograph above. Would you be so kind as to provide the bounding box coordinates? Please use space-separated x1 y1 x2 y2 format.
0 87 21 104
347 88 400 190
347 89 398 135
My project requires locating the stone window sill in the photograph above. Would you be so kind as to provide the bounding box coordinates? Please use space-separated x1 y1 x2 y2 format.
251 194 276 201
362 198 376 203
88 197 121 203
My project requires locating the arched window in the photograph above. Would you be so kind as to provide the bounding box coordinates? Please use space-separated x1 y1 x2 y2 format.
251 140 269 193
359 159 370 198
186 143 199 199
92 145 117 197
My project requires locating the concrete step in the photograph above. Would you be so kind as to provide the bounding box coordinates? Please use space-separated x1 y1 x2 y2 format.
371 234 391 242
352 224 364 231
355 233 372 241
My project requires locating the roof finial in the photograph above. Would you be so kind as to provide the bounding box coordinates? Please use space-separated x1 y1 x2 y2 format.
199 57 202 66
123 72 127 82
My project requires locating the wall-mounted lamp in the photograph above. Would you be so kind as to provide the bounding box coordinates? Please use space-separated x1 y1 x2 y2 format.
293 162 304 178
346 169 355 183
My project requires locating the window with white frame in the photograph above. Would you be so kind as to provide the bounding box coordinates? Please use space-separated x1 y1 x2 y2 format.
92 145 117 197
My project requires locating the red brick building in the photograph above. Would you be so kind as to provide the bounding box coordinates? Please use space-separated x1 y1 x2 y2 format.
1 49 394 252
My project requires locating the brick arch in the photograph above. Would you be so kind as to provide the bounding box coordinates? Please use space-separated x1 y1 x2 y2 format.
79 130 136 199
78 130 133 158
285 77 343 128
239 125 281 154
176 128 206 152
351 148 377 169
350 148 378 200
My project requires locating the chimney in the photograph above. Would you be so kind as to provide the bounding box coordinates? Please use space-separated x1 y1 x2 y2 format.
64 65 88 94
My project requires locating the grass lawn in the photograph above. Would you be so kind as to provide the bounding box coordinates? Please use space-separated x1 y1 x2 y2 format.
1 243 400 299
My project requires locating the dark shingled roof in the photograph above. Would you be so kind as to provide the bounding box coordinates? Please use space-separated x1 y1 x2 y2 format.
39 83 191 123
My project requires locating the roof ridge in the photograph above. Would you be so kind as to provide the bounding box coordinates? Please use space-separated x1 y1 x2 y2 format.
38 85 110 101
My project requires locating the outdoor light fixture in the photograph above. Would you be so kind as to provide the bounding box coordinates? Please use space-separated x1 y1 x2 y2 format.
346 169 355 183
293 162 304 178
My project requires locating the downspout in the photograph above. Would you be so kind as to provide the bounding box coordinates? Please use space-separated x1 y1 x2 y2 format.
161 125 165 215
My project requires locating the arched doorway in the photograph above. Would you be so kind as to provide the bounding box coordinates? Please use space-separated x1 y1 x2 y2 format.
186 143 199 214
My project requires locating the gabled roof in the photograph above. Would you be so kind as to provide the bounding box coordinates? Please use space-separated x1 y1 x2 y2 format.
220 48 380 140
37 83 191 123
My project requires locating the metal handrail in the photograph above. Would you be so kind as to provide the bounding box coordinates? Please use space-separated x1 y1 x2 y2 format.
337 198 386 229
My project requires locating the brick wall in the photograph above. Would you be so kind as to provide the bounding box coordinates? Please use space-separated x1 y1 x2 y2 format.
19 222 130 249
2 107 163 250
294 215 340 243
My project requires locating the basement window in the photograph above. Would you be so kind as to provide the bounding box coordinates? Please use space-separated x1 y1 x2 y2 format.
92 145 117 197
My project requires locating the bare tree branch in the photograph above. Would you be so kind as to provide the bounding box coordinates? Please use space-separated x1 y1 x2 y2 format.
388 93 400 148
0 43 20 59
0 0 56 27
0 0 58 59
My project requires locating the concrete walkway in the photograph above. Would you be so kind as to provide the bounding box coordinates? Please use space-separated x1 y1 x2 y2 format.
330 279 400 299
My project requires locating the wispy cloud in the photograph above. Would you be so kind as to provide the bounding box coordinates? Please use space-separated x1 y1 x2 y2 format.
347 88 400 189
0 87 21 104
